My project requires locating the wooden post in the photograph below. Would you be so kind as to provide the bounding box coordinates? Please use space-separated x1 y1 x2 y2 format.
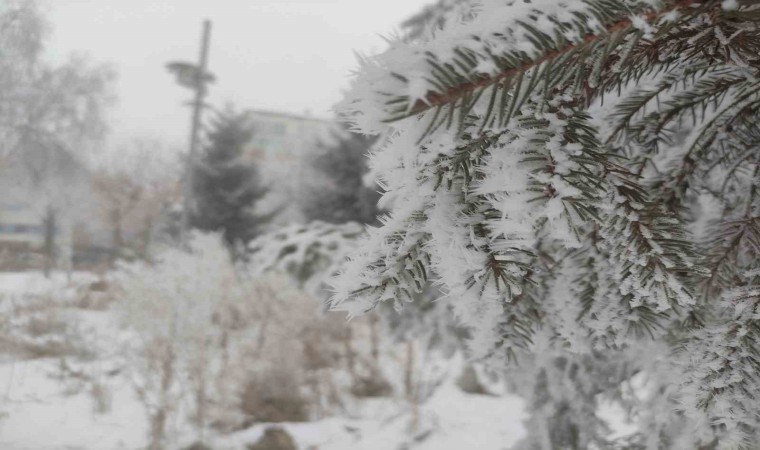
180 20 212 243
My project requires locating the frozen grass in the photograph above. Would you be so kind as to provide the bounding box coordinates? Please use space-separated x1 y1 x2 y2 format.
0 272 98 298
193 373 527 450
0 358 147 450
0 352 528 450
0 271 638 449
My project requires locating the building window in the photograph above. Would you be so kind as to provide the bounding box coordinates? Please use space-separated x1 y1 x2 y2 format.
0 223 43 235
253 121 287 136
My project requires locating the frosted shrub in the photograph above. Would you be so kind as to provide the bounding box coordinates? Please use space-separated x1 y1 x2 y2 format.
115 232 346 443
249 221 463 415
115 233 240 449
0 292 94 359
231 273 344 423
248 221 364 296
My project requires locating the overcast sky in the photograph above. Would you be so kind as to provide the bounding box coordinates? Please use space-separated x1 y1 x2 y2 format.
42 0 430 148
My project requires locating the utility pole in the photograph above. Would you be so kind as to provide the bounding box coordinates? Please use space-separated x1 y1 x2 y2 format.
166 19 214 244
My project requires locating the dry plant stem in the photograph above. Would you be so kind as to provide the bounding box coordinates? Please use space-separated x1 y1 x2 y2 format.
370 315 380 364
404 340 419 432
149 346 175 450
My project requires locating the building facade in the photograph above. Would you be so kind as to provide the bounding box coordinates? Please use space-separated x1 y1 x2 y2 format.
0 202 44 249
0 144 110 271
243 109 334 223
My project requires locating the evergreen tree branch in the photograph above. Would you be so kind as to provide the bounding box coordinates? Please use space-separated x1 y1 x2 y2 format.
404 0 701 118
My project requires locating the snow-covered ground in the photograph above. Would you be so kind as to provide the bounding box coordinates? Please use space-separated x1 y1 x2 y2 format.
218 383 526 450
0 271 637 449
0 272 98 298
1 356 527 450
0 358 147 450
0 271 531 450
0 272 146 450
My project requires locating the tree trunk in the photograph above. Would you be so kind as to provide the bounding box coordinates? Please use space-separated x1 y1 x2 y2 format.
148 345 175 450
141 217 154 258
194 360 207 443
111 207 123 254
344 323 356 381
149 408 167 450
42 208 56 278
404 340 418 431
369 315 379 365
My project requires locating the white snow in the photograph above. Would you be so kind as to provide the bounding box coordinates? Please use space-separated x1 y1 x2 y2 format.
219 383 526 450
0 268 528 450
0 358 147 450
0 272 98 297
0 268 647 449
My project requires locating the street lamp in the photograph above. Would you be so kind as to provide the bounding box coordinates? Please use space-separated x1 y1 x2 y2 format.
166 19 214 243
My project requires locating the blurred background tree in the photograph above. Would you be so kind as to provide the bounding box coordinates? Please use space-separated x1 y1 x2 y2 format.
0 0 113 275
90 138 182 261
189 109 270 251
300 128 380 225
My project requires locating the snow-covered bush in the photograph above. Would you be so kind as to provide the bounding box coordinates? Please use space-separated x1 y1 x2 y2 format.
231 272 343 423
114 232 355 444
5 308 90 358
248 221 364 296
0 274 100 359
114 233 233 449
333 0 760 447
249 221 467 422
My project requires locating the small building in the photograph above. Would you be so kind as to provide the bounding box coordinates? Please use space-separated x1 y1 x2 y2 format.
0 143 111 271
242 109 334 223
0 202 44 250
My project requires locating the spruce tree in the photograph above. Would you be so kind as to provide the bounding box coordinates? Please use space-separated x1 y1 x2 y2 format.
190 110 269 249
332 1 760 447
301 127 380 225
399 0 476 42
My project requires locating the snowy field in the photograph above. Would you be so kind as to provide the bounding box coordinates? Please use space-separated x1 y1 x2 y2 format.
0 271 532 450
0 357 527 450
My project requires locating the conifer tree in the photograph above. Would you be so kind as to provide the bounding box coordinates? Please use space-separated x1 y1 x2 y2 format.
399 0 476 42
190 110 269 249
301 127 380 225
332 1 760 447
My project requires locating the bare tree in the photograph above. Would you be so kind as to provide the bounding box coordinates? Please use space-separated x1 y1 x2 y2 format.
0 0 114 275
90 138 181 260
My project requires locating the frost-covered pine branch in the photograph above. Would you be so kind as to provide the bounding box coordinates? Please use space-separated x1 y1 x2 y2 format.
248 221 365 297
332 0 760 446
